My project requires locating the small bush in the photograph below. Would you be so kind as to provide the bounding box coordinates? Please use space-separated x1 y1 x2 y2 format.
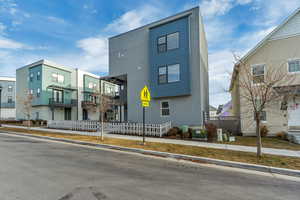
205 123 217 142
276 131 288 140
260 125 269 137
167 127 181 137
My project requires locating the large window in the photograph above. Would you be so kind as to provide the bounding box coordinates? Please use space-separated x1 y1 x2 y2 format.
252 64 265 84
168 64 180 82
88 82 97 89
29 73 34 82
167 32 179 50
158 64 180 84
8 85 13 92
160 101 170 116
157 32 179 53
52 73 64 83
254 110 267 121
37 71 41 80
158 66 167 84
7 96 13 103
288 59 300 73
37 88 41 97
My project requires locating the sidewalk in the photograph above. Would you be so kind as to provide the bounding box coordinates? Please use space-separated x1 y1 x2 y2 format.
2 124 300 158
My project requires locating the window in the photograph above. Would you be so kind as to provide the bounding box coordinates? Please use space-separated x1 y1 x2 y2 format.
7 96 13 103
52 73 64 83
30 73 34 82
254 110 267 121
167 32 179 50
157 36 167 53
158 64 180 84
158 66 167 84
52 73 58 82
168 64 180 82
8 85 13 92
37 71 41 80
37 88 40 97
161 101 170 116
157 32 180 53
252 64 265 84
288 60 300 73
30 89 33 95
58 74 64 83
88 82 94 89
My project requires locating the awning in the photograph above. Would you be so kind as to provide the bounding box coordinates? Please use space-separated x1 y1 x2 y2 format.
273 84 300 95
101 74 127 85
47 84 77 91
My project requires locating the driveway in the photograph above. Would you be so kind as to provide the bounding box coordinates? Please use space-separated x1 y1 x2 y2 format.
0 133 299 200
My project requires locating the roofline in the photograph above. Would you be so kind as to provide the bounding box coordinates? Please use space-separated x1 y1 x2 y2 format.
240 7 300 63
0 76 16 82
109 6 199 40
229 7 300 91
16 59 74 72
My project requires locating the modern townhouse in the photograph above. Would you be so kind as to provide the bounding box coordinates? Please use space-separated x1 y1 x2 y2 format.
16 60 119 121
104 7 209 127
230 8 300 136
0 77 16 119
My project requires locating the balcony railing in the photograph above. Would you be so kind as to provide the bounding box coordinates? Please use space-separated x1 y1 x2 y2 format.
49 98 77 108
81 100 98 107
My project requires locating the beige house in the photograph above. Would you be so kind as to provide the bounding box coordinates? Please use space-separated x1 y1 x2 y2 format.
230 8 300 136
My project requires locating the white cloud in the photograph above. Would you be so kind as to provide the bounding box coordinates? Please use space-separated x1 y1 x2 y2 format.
47 16 67 24
0 37 25 49
0 22 6 35
105 4 168 34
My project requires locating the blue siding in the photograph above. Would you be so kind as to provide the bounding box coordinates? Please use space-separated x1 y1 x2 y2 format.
149 16 191 98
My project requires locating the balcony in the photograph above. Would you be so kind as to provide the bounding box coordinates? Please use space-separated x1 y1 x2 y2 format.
81 100 98 107
49 98 77 108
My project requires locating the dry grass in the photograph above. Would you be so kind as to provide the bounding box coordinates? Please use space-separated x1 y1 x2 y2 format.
219 136 300 151
1 127 300 170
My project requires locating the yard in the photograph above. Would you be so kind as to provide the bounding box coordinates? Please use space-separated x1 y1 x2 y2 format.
1 126 300 170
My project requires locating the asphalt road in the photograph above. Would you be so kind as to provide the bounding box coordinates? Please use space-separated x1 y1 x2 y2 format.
0 133 299 200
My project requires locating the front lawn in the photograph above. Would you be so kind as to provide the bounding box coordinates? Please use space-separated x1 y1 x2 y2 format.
219 136 300 151
1 127 300 170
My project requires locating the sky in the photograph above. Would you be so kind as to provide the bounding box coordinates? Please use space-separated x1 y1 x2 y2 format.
0 0 300 107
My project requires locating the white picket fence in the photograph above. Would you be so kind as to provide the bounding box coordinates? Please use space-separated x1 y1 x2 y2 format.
47 120 171 137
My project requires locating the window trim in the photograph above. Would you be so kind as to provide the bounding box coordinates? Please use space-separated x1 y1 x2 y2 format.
160 100 170 117
287 58 300 74
251 64 265 86
167 63 180 83
157 32 180 54
37 71 41 80
158 63 180 84
167 31 180 51
158 65 167 84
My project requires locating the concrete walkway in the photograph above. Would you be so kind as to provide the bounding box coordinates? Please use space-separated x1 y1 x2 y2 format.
2 124 300 158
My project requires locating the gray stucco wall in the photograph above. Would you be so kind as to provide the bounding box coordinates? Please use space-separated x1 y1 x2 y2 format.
109 7 208 126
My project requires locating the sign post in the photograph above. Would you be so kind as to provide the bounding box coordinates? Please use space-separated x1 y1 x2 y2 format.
140 86 151 145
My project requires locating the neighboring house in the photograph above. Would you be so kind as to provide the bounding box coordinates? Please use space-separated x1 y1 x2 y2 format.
209 105 217 117
230 8 300 136
218 101 234 117
0 77 16 119
106 7 209 126
16 59 119 121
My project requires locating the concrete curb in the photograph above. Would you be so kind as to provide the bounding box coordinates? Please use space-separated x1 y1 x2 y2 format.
2 130 300 178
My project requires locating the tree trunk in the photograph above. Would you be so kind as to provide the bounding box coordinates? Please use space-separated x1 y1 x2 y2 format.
101 112 104 141
256 119 262 158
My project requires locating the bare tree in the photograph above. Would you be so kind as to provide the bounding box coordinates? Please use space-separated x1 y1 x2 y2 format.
235 55 295 157
98 94 113 141
18 90 34 129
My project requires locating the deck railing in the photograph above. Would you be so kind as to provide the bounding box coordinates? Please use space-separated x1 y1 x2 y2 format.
47 120 171 137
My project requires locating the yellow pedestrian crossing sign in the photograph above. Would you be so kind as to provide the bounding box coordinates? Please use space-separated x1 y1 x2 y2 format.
140 86 151 102
140 86 151 107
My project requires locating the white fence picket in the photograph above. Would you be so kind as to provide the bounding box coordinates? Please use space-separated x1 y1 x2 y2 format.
47 120 171 137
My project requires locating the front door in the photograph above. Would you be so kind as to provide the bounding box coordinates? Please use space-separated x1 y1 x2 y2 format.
64 108 72 120
288 99 300 127
83 109 88 120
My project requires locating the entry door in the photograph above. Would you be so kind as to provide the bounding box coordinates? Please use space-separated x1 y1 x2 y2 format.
65 108 72 120
288 102 300 126
53 90 63 103
83 109 88 120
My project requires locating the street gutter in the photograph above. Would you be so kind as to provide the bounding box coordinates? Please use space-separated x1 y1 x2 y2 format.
1 130 300 178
